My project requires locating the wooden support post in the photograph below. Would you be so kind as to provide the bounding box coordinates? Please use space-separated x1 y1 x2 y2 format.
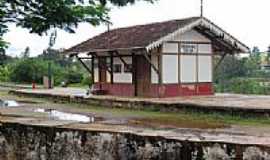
93 53 112 74
157 47 163 84
131 52 135 84
214 53 227 71
91 55 95 85
142 52 160 76
132 52 137 96
110 52 114 84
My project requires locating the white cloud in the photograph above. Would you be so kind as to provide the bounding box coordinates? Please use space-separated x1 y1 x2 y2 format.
3 0 270 56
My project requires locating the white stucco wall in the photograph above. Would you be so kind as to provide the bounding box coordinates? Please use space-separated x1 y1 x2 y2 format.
113 57 132 83
180 55 197 83
163 43 178 53
94 58 99 83
154 29 212 84
175 30 211 42
198 44 212 54
151 55 159 84
162 55 178 84
198 56 212 82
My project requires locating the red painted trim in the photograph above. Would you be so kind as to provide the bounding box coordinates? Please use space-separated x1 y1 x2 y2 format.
93 83 135 97
93 82 213 98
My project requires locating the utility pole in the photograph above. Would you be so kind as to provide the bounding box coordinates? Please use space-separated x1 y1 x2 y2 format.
200 0 204 17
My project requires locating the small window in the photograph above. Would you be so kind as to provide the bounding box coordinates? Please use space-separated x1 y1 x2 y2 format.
124 64 133 73
180 44 197 54
113 64 122 73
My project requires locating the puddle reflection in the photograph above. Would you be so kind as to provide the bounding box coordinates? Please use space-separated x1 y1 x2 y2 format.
0 100 19 107
34 108 94 123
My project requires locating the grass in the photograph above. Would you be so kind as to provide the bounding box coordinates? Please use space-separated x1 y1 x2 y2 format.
65 83 89 88
1 89 270 129
65 102 270 129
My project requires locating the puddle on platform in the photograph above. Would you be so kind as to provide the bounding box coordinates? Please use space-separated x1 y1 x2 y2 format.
34 108 94 123
0 100 19 107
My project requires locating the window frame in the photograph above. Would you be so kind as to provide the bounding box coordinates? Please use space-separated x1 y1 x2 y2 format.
113 64 122 73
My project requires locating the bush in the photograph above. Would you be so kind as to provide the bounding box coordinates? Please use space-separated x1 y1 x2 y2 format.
0 65 11 82
0 55 87 86
63 69 83 84
10 59 47 84
81 75 92 86
215 78 270 95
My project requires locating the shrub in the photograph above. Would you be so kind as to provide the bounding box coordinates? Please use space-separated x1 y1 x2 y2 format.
215 78 270 95
81 75 93 86
10 59 47 84
63 69 83 84
0 65 11 82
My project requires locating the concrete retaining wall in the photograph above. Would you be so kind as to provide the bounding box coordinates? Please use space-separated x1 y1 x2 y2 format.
0 122 269 160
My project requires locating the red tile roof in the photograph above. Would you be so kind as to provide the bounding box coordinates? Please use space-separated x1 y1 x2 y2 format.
66 17 200 53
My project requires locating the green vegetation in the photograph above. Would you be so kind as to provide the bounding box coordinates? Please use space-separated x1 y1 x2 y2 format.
70 104 270 128
214 51 270 95
0 48 90 87
0 0 156 86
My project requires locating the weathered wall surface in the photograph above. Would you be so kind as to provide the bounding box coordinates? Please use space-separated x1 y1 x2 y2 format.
0 123 269 160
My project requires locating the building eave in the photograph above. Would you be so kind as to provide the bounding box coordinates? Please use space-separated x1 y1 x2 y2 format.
146 17 250 53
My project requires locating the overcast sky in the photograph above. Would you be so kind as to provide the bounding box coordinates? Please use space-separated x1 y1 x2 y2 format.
3 0 270 57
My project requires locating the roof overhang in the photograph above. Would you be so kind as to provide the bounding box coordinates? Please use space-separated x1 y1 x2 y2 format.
66 47 146 57
146 17 250 53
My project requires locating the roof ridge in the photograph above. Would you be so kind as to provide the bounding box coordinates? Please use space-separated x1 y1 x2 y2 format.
108 16 201 32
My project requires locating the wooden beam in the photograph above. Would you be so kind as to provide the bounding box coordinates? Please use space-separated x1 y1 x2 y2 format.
132 53 138 96
113 50 129 67
142 52 159 75
110 52 114 84
214 53 227 71
76 57 92 60
94 54 112 74
157 47 163 84
76 55 92 74
194 27 236 53
91 56 95 84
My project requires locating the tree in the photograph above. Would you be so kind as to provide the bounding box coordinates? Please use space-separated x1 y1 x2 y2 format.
0 52 6 65
265 45 270 65
252 46 260 54
214 55 248 83
267 45 270 54
21 46 30 58
0 0 154 51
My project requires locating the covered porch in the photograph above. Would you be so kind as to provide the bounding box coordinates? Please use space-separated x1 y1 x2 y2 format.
71 47 161 97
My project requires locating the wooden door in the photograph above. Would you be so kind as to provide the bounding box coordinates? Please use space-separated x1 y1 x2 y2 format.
99 57 107 83
135 55 151 97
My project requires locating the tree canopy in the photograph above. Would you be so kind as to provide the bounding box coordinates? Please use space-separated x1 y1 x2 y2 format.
0 0 154 52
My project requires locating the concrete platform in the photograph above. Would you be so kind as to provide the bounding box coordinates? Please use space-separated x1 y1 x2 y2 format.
11 88 270 117
2 89 270 148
